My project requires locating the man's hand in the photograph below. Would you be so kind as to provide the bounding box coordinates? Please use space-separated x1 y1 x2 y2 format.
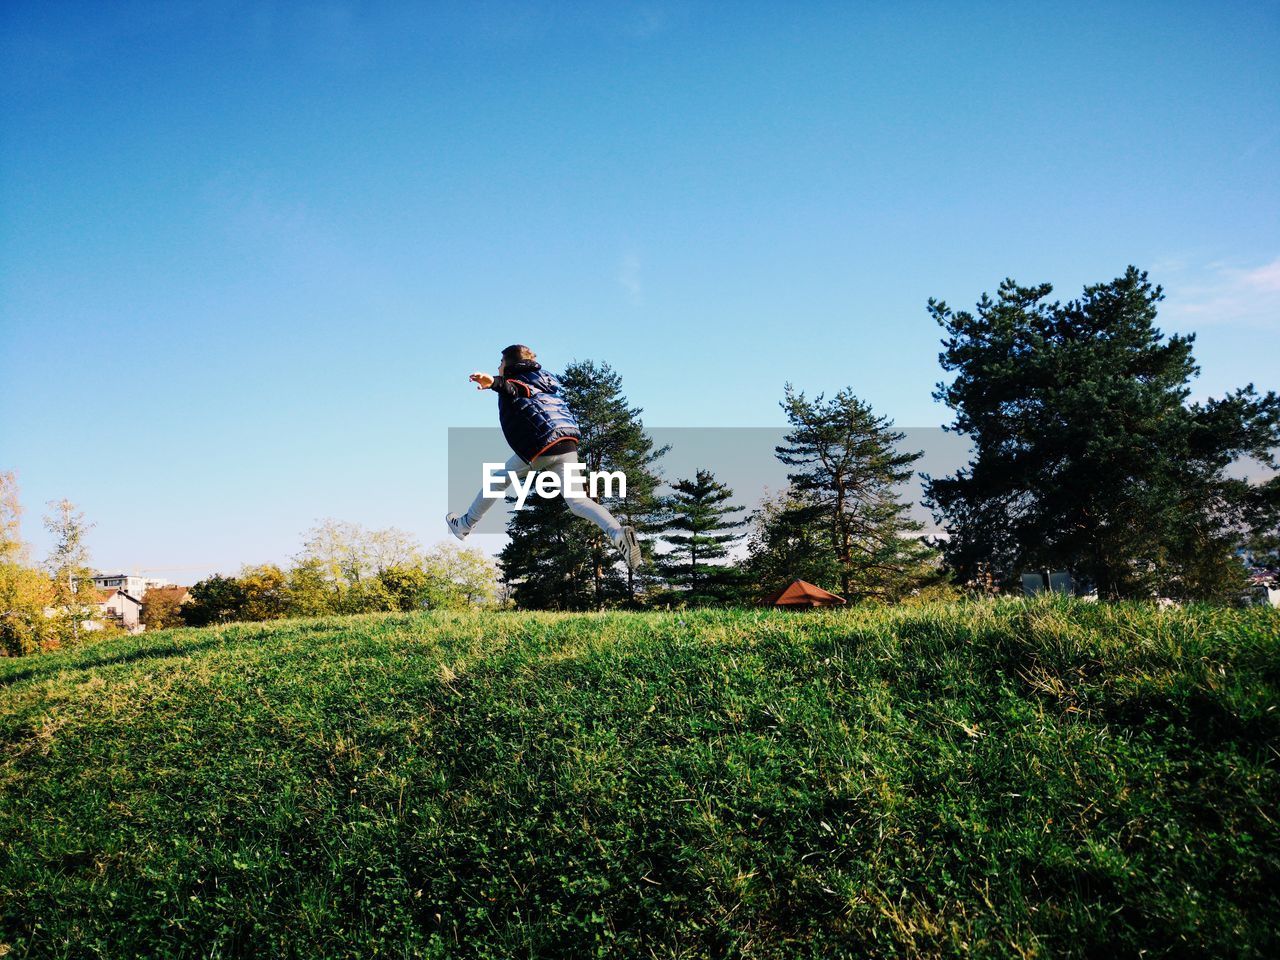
469 372 495 390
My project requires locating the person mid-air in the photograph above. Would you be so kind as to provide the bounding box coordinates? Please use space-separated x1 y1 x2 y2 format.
446 344 642 572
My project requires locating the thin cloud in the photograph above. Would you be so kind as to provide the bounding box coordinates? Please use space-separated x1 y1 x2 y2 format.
1241 258 1280 293
622 4 672 40
1161 256 1280 329
618 253 643 304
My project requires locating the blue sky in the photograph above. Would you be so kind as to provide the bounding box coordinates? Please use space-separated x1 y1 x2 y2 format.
2 0 1277 580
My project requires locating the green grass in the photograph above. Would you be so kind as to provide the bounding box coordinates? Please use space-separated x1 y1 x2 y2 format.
1 601 1278 959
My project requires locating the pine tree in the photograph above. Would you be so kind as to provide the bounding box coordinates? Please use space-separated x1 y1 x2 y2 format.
777 386 942 601
498 359 666 609
561 360 667 604
744 488 842 596
499 496 599 610
656 469 745 604
926 267 1280 599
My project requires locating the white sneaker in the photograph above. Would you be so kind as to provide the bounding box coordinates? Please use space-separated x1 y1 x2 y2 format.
446 513 472 541
615 525 641 573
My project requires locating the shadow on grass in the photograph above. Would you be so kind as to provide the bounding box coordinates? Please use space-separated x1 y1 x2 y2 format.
0 634 236 688
0 617 355 689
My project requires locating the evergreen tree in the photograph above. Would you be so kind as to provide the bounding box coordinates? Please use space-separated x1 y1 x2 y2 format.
926 267 1280 599
561 360 667 603
777 386 942 601
656 469 745 604
743 488 842 596
498 496 599 610
499 360 665 609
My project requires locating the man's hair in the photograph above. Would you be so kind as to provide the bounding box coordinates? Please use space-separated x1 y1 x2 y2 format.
502 344 536 363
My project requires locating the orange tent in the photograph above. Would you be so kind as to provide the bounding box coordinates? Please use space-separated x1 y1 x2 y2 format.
761 580 846 608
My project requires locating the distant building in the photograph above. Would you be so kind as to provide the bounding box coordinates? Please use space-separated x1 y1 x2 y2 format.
90 573 170 599
93 587 143 632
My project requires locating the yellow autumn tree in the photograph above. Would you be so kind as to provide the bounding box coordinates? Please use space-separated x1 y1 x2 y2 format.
0 472 60 655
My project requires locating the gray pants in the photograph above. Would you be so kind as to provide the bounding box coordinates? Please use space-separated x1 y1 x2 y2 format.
462 450 624 540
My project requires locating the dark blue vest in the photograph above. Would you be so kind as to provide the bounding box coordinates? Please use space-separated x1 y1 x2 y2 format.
497 363 581 463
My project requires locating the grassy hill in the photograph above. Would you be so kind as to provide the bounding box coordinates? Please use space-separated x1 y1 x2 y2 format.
1 602 1278 959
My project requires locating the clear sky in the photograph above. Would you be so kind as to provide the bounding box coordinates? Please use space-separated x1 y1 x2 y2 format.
2 0 1277 581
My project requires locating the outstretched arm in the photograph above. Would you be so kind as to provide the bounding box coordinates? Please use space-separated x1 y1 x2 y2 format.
469 372 535 397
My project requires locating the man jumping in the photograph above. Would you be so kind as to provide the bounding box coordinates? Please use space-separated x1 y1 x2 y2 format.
446 344 642 572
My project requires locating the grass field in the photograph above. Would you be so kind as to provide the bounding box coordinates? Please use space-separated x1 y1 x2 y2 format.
1 601 1278 959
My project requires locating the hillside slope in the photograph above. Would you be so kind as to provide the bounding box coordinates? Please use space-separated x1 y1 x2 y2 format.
2 602 1278 959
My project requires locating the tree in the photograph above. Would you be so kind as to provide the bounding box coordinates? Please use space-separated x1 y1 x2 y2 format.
500 360 666 609
656 469 745 604
420 543 499 608
42 499 96 644
298 519 417 586
926 267 1280 600
238 564 290 621
0 471 26 563
1 564 56 656
743 488 842 596
376 563 433 612
374 548 500 612
1243 515 1280 574
140 587 188 631
499 497 599 610
285 558 338 617
295 519 421 613
0 562 57 656
374 548 498 613
0 476 58 655
561 360 667 603
777 386 942 601
181 575 248 627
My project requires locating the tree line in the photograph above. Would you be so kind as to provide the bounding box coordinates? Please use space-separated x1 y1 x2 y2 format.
495 364 951 610
160 520 499 629
0 501 500 654
0 487 100 655
4 265 1278 650
499 267 1279 607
